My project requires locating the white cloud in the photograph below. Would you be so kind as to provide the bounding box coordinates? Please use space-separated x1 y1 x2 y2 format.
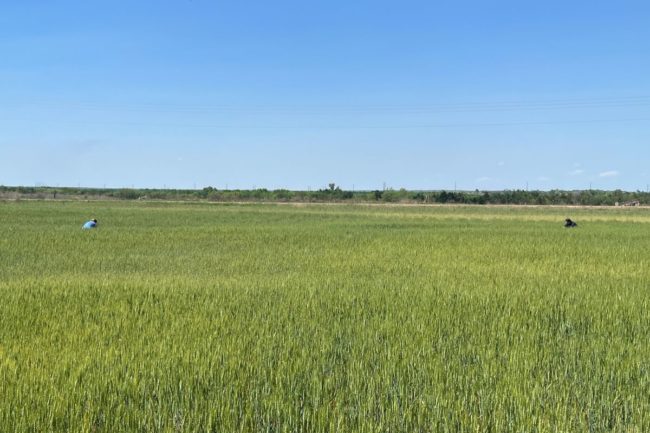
599 170 619 178
568 169 584 176
476 176 490 182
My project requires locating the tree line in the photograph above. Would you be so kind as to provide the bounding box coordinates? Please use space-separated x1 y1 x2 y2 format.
1 184 648 206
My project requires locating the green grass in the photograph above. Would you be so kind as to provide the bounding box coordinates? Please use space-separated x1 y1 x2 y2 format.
1 200 650 432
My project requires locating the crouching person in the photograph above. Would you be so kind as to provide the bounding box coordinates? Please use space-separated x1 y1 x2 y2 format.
564 218 577 228
82 218 98 229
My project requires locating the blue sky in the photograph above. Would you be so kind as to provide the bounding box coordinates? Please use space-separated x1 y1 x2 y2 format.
2 0 649 191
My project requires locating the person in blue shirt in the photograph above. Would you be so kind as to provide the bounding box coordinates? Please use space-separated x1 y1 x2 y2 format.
82 218 98 229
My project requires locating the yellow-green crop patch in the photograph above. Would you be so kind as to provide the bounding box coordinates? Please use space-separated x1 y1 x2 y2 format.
2 200 650 432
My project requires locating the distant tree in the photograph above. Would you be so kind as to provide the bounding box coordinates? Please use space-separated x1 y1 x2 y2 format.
115 189 139 200
273 189 292 201
381 189 398 202
412 192 426 202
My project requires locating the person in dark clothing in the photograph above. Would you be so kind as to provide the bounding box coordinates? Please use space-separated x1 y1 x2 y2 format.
564 218 577 228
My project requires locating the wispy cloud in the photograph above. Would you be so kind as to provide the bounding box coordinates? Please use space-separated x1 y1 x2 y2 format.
599 170 619 178
476 176 491 182
568 169 584 176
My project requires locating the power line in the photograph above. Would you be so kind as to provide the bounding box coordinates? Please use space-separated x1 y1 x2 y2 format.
13 95 650 115
3 116 650 130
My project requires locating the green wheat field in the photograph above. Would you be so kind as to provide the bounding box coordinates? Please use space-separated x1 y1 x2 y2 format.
2 200 650 433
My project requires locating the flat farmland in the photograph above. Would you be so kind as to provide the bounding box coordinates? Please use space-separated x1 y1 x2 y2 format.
1 201 650 432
